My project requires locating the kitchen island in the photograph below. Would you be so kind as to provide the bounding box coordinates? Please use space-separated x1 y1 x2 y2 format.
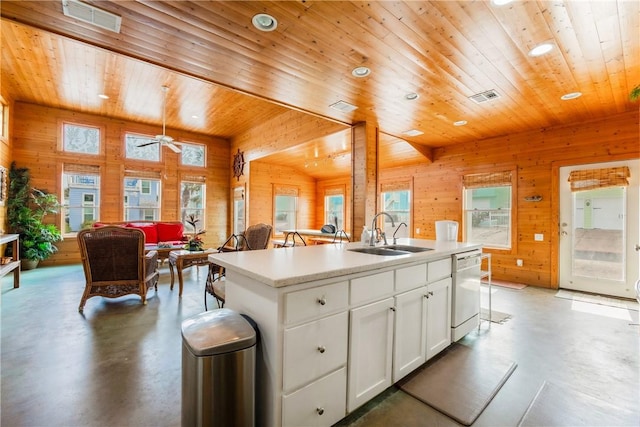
209 238 481 427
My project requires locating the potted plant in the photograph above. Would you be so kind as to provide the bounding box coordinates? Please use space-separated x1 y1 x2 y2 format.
184 214 205 251
6 162 62 269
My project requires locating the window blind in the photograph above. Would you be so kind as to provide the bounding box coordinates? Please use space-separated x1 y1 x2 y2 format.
568 166 630 192
462 171 512 189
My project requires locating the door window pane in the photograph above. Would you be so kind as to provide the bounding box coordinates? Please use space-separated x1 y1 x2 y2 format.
233 187 245 234
572 187 625 281
124 178 161 220
63 172 100 232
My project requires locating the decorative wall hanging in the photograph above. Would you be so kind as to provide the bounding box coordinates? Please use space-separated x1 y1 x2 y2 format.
233 149 245 181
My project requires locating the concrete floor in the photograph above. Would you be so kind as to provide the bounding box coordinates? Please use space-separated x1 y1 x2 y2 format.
1 263 638 426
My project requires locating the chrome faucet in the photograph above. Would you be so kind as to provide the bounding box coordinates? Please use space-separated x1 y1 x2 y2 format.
370 212 395 246
392 222 408 244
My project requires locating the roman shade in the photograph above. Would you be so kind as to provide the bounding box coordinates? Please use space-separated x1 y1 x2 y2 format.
462 171 512 189
568 166 630 192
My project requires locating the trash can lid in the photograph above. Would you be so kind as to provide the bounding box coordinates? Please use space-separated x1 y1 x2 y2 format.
181 308 257 356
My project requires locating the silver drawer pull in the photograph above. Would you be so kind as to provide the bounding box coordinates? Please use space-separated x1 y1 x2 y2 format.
316 407 325 416
317 345 326 354
317 297 327 305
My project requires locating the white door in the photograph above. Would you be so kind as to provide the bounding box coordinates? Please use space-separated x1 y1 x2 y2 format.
559 159 640 298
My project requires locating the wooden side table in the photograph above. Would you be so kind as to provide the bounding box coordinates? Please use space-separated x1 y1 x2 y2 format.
168 249 216 296
0 234 20 288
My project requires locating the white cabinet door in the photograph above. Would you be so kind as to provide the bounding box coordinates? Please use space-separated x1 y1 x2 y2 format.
393 286 427 382
347 297 394 412
426 277 452 360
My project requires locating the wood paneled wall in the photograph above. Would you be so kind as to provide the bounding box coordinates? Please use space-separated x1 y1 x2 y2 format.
9 102 230 265
249 160 316 235
381 110 639 288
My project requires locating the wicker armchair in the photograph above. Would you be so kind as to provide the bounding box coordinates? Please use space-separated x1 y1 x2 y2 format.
77 226 160 313
205 223 272 310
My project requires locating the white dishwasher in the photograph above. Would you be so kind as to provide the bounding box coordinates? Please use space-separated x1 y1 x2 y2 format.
451 250 482 341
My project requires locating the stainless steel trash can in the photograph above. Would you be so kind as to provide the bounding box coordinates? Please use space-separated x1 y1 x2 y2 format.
181 308 256 427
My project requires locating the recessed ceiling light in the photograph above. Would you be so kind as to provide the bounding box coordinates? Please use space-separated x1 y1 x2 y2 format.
98 94 109 99
454 120 467 126
561 92 582 100
402 129 423 137
252 13 277 32
528 43 554 57
491 0 514 6
191 115 199 119
405 92 419 101
351 66 371 78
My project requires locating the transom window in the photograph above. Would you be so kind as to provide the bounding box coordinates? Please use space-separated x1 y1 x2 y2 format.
125 133 160 162
63 123 100 154
180 142 206 167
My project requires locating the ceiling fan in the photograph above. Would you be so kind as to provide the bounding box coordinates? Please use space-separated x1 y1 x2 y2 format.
137 85 182 153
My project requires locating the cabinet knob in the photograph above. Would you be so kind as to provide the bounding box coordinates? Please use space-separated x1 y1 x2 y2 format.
428 291 434 296
316 407 325 416
389 307 396 312
424 294 429 299
317 345 326 354
317 297 327 305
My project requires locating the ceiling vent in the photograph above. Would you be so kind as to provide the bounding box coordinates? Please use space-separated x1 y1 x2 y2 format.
62 0 122 33
469 89 500 104
329 100 358 113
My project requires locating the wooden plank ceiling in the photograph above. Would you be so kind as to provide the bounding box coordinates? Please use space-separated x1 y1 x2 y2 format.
1 1 638 178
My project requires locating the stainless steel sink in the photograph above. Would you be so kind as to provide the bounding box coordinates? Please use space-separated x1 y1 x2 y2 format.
348 247 411 256
381 245 433 253
348 245 433 256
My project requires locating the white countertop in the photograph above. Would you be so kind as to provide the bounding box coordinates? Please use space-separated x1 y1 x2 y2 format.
209 238 481 288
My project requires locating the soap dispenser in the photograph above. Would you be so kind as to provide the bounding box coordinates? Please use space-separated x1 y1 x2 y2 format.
361 226 370 245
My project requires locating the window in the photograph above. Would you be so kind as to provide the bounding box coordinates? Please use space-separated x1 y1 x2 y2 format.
233 186 246 234
124 176 161 221
274 185 298 234
62 165 100 233
181 180 206 232
63 123 100 154
0 98 8 140
324 188 344 230
181 142 206 167
125 133 160 161
463 171 513 249
380 182 411 236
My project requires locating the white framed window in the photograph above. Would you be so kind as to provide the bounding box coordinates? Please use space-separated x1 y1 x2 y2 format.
62 165 100 233
380 181 411 237
0 98 8 140
125 133 160 161
180 179 206 232
124 173 161 221
233 186 246 235
180 142 206 167
274 185 298 234
463 170 513 249
63 123 100 154
324 187 344 230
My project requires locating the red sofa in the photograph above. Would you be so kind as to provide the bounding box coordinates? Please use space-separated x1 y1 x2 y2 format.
92 221 187 252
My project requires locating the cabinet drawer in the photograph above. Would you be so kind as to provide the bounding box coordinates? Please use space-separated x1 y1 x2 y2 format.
395 263 427 292
283 311 348 392
284 281 348 325
427 257 452 282
282 367 347 427
350 270 394 305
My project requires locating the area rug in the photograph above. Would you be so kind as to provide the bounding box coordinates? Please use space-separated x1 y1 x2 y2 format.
518 381 638 426
481 308 512 323
484 279 528 290
398 343 517 426
555 289 639 311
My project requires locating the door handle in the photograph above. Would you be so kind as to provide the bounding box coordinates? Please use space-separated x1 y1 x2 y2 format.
635 244 640 252
561 231 568 236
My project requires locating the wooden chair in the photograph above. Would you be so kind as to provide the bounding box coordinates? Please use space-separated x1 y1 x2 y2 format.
77 226 160 313
205 223 273 310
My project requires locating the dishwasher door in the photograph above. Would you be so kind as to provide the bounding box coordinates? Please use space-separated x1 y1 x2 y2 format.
451 250 482 341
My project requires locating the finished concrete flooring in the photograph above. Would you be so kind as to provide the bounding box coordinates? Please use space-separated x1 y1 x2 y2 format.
2 263 638 426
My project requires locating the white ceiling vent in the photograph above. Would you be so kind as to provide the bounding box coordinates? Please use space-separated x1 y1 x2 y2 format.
329 100 358 113
469 89 500 104
62 0 122 33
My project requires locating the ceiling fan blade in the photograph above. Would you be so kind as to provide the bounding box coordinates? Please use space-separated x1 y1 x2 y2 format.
137 141 159 147
166 142 182 153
